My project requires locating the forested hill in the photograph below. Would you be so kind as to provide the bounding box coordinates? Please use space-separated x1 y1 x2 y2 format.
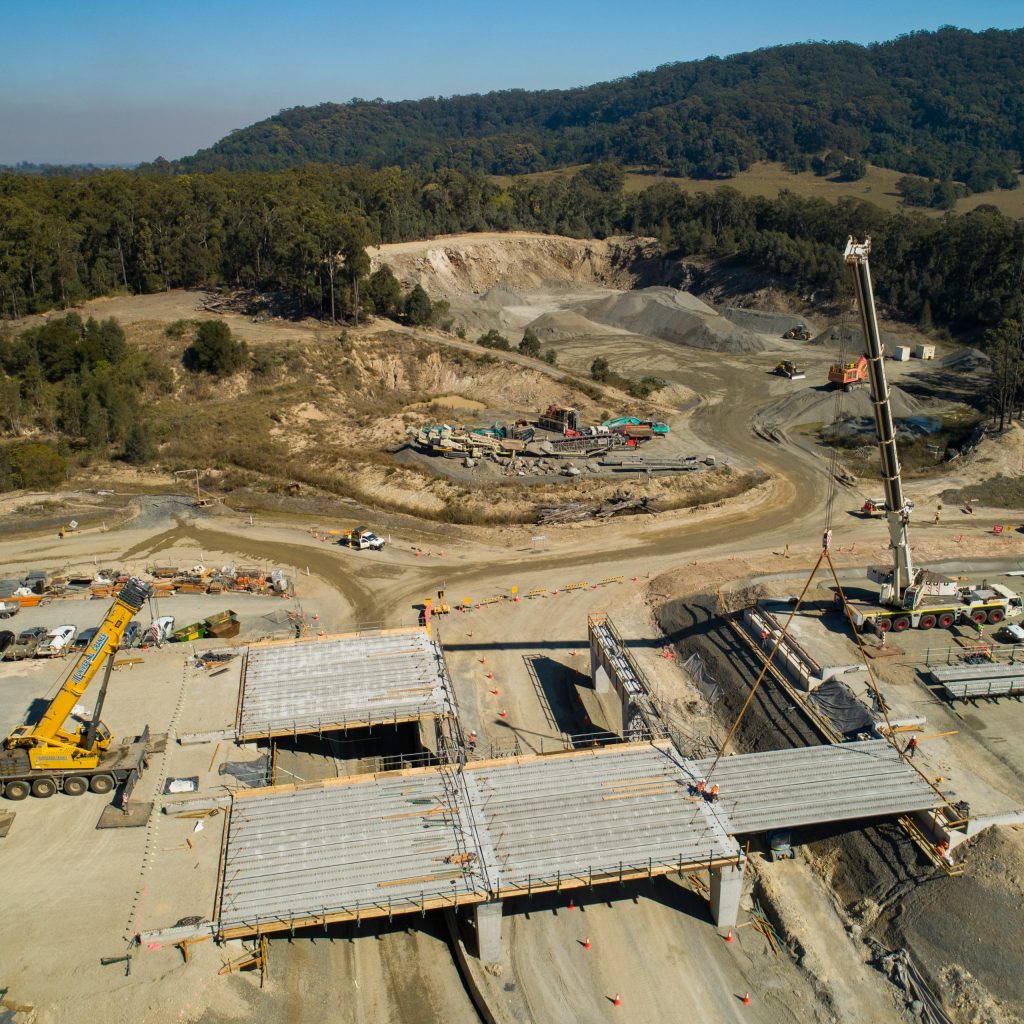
170 27 1024 192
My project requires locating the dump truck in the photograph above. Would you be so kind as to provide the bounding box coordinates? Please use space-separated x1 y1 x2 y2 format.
340 526 386 551
774 360 806 380
0 578 154 801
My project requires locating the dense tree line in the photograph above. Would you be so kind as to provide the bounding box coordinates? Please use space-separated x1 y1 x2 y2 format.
4 162 1024 341
163 28 1024 190
0 313 169 456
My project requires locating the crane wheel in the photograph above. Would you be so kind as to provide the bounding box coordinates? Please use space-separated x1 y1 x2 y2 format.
938 613 956 628
876 618 892 633
89 774 115 795
918 615 937 630
4 780 30 801
63 776 88 796
31 777 57 798
892 617 911 632
972 611 987 625
987 609 1004 624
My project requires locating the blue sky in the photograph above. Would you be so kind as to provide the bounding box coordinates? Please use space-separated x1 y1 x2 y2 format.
3 0 1023 165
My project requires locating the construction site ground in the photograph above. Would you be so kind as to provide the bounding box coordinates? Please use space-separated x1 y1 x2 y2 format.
2 233 1023 1024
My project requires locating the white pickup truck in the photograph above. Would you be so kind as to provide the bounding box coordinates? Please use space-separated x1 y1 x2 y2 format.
340 527 386 551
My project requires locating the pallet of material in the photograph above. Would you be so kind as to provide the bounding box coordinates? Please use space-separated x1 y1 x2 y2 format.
929 663 1024 700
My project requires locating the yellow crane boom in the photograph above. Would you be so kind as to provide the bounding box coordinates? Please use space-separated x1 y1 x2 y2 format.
5 577 153 771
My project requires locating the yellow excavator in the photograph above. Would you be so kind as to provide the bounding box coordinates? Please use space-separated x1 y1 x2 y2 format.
1 577 154 801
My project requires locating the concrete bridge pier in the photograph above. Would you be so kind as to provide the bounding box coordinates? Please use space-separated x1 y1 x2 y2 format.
709 861 744 931
474 899 504 962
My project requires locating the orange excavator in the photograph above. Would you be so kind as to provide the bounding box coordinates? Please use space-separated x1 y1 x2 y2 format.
828 354 868 391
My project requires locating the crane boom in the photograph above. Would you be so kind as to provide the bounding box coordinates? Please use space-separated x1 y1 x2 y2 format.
843 237 915 607
5 577 153 770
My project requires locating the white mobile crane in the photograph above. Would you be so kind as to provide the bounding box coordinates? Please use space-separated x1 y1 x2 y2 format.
843 237 1023 634
0 577 154 801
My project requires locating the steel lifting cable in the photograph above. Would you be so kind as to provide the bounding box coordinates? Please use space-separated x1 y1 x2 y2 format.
705 547 827 782
707 260 855 779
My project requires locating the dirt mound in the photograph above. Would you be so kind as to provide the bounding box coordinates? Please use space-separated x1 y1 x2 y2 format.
368 232 654 298
754 381 922 431
810 325 910 351
527 309 630 341
937 347 990 372
884 828 1024 1017
722 307 810 336
573 287 766 353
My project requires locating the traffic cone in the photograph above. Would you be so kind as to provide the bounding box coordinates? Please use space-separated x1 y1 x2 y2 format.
613 994 621 1008
313 612 319 621
499 709 507 719
725 929 733 943
567 898 576 910
490 687 499 696
583 937 591 950
570 649 578 657
480 656 486 664
486 671 493 679
742 992 751 1006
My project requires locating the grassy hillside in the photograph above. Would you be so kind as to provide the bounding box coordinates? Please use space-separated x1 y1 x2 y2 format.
495 162 1024 217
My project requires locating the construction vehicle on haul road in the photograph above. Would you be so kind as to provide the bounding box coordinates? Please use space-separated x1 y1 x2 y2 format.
828 354 868 390
339 526 386 551
774 360 806 380
840 238 1024 635
0 577 154 801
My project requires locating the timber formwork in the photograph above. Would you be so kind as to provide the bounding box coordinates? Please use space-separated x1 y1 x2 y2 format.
234 628 456 741
691 740 945 834
214 741 741 940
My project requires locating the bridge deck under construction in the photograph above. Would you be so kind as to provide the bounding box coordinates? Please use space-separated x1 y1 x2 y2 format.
234 628 456 740
214 741 739 939
214 738 944 940
691 740 943 834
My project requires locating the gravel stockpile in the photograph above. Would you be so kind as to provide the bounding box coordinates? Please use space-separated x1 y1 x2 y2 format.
574 287 767 353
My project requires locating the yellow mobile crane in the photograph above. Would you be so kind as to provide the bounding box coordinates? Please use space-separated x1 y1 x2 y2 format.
1 577 154 801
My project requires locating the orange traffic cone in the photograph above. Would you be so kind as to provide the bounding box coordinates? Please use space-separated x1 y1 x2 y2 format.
742 992 751 1006
490 687 499 696
480 656 487 664
613 994 621 1008
582 937 591 950
313 612 319 621
725 929 733 943
570 649 578 657
486 671 493 679
498 709 507 719
567 898 576 910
